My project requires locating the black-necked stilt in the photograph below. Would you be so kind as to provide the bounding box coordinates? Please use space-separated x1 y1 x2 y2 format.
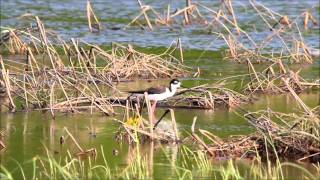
129 79 181 122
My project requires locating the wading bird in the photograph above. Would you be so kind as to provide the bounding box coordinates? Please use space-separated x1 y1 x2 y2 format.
129 79 181 122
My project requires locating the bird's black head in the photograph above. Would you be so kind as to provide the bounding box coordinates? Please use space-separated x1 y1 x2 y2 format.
170 79 180 85
169 79 181 91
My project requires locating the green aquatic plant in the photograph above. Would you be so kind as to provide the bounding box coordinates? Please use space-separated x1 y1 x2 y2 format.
1 143 319 180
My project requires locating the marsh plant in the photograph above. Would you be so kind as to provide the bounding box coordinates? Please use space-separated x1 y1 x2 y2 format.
1 144 319 180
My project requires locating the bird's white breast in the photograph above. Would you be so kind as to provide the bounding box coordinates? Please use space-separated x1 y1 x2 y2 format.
147 88 175 101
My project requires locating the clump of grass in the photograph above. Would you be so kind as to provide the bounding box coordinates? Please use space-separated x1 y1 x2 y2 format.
91 42 188 80
1 137 319 179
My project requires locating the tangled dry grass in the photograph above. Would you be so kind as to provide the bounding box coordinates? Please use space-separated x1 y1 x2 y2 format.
243 60 320 94
189 107 320 163
0 17 188 115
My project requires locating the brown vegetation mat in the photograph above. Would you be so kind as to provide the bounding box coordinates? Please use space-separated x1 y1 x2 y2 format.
111 83 251 110
0 17 188 114
157 83 251 109
190 108 320 163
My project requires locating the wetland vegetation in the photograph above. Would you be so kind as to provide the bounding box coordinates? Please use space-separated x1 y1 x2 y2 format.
0 0 320 179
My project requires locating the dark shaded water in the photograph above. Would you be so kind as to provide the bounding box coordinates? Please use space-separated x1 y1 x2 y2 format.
1 0 320 179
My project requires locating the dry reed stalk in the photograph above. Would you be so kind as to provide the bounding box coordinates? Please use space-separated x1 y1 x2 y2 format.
177 38 184 63
163 5 170 22
27 48 40 71
0 140 5 151
49 81 56 117
247 59 263 91
191 117 214 156
0 56 16 110
144 92 153 139
86 0 101 32
199 129 223 146
23 74 28 109
1 20 124 114
52 78 113 115
124 0 154 30
243 58 319 94
137 0 153 30
117 119 164 140
185 0 192 24
64 127 84 152
303 11 318 29
127 1 206 29
169 109 179 142
281 78 317 120
223 0 240 34
8 31 27 54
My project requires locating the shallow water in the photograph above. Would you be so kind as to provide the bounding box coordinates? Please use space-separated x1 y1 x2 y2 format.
1 0 320 179
1 90 319 179
1 56 319 179
1 0 319 50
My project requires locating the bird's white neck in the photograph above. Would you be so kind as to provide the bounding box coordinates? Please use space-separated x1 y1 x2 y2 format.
167 86 177 96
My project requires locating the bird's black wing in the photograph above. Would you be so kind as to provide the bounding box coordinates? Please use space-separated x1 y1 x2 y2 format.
128 86 166 94
127 90 146 94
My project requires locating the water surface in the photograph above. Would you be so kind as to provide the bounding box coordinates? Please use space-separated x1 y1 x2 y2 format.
1 0 320 179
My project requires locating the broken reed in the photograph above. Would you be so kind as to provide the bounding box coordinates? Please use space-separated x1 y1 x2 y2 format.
126 0 318 63
0 17 188 115
86 0 101 32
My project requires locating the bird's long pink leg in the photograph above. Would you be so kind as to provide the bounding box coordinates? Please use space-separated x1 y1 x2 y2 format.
151 101 157 123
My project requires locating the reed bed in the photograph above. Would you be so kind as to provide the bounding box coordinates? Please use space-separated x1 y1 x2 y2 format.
189 104 320 163
157 83 251 109
0 17 188 114
126 0 319 63
186 67 319 164
103 83 251 111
